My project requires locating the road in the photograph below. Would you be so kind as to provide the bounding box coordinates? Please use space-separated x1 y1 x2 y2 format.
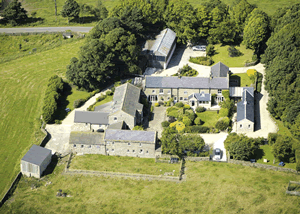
0 27 93 34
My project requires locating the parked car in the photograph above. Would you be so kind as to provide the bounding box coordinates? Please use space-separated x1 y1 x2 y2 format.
214 148 221 160
192 45 206 51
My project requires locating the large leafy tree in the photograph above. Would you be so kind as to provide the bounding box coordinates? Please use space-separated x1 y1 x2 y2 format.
232 0 255 33
2 0 27 23
243 9 270 51
90 0 108 20
61 0 80 23
272 136 295 162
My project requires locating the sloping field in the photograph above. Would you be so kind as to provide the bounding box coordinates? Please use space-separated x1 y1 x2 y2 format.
0 38 84 199
1 160 300 213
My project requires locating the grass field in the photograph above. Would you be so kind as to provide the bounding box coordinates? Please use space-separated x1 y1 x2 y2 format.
70 155 180 176
0 37 85 199
230 73 254 87
0 33 82 63
211 44 254 67
196 111 221 127
1 160 300 213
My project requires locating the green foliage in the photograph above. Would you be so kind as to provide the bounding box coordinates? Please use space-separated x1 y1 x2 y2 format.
221 90 230 100
2 0 27 23
219 108 229 117
150 105 154 112
184 125 210 133
243 8 270 50
133 125 144 130
96 94 107 102
182 116 192 126
42 75 64 123
215 117 230 131
174 64 198 77
106 90 113 96
90 1 108 20
154 103 160 107
255 72 263 93
206 44 215 57
73 98 85 108
219 99 235 117
183 104 190 109
267 133 278 146
61 0 80 23
161 121 170 128
195 106 205 113
272 135 295 162
189 56 214 66
194 117 204 125
232 0 255 33
175 102 184 108
208 19 237 45
227 46 243 57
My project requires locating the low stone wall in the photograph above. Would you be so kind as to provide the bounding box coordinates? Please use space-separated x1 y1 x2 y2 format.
228 159 298 173
0 172 22 208
185 157 210 161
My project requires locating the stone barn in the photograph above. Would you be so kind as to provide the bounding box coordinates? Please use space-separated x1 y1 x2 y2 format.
21 145 52 178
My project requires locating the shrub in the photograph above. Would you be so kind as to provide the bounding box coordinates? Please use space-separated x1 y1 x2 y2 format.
196 106 205 113
106 90 113 96
169 121 185 132
150 106 154 112
184 104 190 109
55 120 62 124
247 69 257 77
222 90 230 100
161 121 170 128
189 56 213 66
256 72 263 93
228 46 243 57
175 102 184 108
206 44 215 57
183 116 192 126
166 101 171 106
184 125 209 133
267 133 278 145
133 125 144 130
215 117 230 131
73 99 85 108
194 117 204 125
96 94 107 102
185 112 196 122
126 79 133 84
154 103 160 107
272 135 295 162
176 64 198 77
219 108 229 117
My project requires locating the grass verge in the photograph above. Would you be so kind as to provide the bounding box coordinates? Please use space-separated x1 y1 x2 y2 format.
70 154 180 176
230 73 254 87
0 38 85 199
1 160 300 213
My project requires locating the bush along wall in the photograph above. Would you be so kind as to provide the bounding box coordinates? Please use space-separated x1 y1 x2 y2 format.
42 75 64 123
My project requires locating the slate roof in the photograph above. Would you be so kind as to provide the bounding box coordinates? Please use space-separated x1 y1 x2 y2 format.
188 92 211 101
237 89 254 122
110 83 143 116
69 132 105 145
104 129 156 143
145 76 228 89
107 121 125 130
150 28 176 56
21 145 51 166
230 87 254 97
74 111 109 125
211 62 229 78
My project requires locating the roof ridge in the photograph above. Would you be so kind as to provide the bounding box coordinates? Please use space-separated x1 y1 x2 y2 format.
156 29 168 54
121 83 129 112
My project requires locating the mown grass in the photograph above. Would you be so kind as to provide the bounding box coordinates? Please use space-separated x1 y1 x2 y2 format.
94 94 113 108
0 33 82 63
70 154 180 176
1 160 300 213
230 73 254 87
196 111 220 127
0 38 85 199
211 44 254 67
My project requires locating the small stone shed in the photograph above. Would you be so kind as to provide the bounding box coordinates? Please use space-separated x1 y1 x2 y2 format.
21 145 52 178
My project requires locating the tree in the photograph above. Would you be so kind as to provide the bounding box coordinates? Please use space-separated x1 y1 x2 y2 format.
194 117 204 125
206 44 215 57
243 9 270 51
227 139 255 160
232 0 255 32
272 135 295 162
133 125 144 130
61 0 80 24
90 0 108 20
208 18 237 44
2 0 27 23
215 117 230 131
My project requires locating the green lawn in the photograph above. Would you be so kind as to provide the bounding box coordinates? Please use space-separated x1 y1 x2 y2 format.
254 145 296 170
211 44 254 67
196 111 220 127
94 94 113 108
70 154 180 176
0 38 85 199
1 160 300 213
230 73 254 87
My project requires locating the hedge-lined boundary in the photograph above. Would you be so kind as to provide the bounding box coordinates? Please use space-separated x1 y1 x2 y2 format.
42 75 64 123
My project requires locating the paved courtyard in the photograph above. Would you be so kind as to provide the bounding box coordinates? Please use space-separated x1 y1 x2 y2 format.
145 106 167 138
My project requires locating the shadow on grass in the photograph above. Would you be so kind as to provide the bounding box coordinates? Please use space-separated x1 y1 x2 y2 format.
43 154 59 177
70 16 99 24
254 92 263 131
0 17 44 26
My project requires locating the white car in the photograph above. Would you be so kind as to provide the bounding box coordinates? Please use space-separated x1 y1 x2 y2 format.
214 148 222 161
192 45 206 51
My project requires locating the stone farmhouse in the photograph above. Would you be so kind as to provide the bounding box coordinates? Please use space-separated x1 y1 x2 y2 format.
21 145 52 178
69 129 157 158
74 83 143 131
143 62 230 110
142 28 176 70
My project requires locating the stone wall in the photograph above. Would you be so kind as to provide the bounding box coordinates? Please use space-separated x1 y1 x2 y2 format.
185 157 210 161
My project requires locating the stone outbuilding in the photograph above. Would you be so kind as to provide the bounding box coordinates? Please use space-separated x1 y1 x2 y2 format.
236 88 254 132
21 145 52 178
142 28 176 69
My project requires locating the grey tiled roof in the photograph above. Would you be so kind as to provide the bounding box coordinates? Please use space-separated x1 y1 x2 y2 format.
104 129 156 143
237 89 254 122
111 83 143 116
211 62 229 78
74 111 109 125
22 145 52 166
145 76 228 89
151 28 176 56
194 93 211 101
230 87 254 97
69 132 105 145
107 121 124 130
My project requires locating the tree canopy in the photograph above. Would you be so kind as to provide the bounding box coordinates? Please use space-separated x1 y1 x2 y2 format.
232 0 255 33
61 0 80 23
2 0 27 23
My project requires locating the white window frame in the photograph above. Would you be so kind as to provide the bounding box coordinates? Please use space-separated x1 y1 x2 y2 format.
112 149 114 152
248 124 251 129
139 143 142 147
168 90 171 94
132 150 135 153
174 97 177 101
152 90 155 94
81 145 84 148
184 97 188 101
73 144 76 148
159 89 163 94
114 117 117 121
128 142 131 146
140 149 143 154
218 89 222 94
